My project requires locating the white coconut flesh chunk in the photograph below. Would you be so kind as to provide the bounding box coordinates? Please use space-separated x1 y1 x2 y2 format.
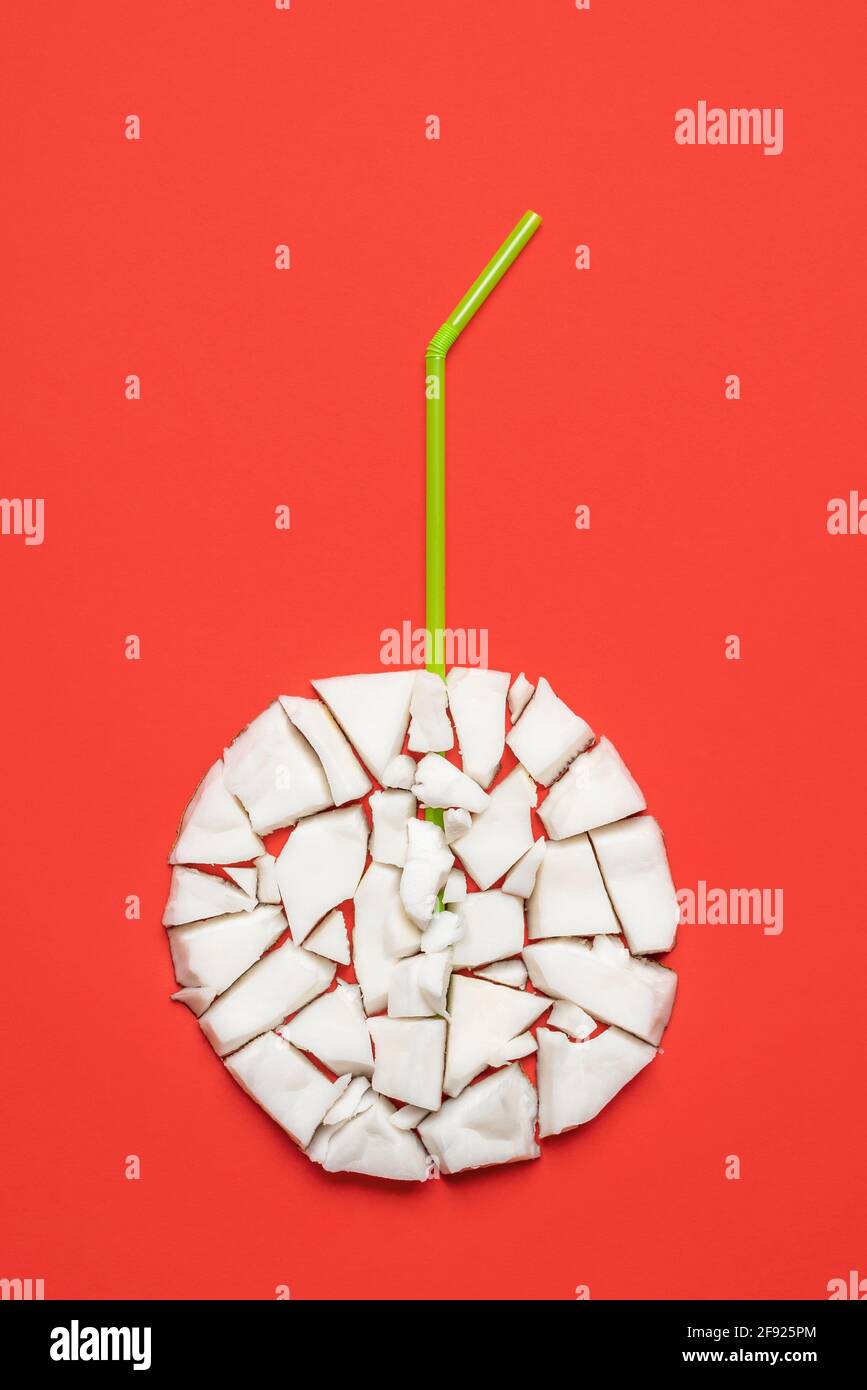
473 958 528 989
443 974 550 1097
388 949 452 1018
452 765 537 891
369 1016 447 1111
408 670 454 753
322 1075 374 1126
523 935 676 1047
382 754 417 790
443 807 472 843
506 676 594 787
225 1032 348 1149
527 833 620 940
370 789 417 868
450 889 525 970
171 986 217 1017
547 999 597 1039
312 671 415 783
589 815 679 955
443 868 466 903
419 1064 539 1175
225 865 257 897
162 864 256 927
501 838 546 898
488 1030 537 1067
169 759 265 866
167 903 288 995
445 667 510 789
304 1123 335 1165
275 804 368 945
303 908 350 965
390 1103 430 1130
411 753 491 813
508 672 535 722
536 1025 657 1137
399 818 454 928
279 696 371 805
353 862 422 1016
199 938 335 1057
254 853 281 905
223 701 333 833
319 1094 429 1182
538 737 646 840
420 909 463 954
279 981 374 1077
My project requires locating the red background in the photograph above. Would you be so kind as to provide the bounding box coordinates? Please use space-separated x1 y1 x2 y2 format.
2 1 865 1300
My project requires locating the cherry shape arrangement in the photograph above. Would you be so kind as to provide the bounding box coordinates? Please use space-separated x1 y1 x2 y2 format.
163 669 679 1181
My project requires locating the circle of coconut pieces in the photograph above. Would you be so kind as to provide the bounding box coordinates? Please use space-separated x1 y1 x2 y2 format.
164 670 679 1182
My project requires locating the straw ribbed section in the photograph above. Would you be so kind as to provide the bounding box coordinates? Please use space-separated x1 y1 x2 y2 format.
426 322 461 358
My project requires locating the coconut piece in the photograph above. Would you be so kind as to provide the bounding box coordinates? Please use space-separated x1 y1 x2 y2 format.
312 671 415 783
162 865 256 927
505 675 530 728
411 753 490 813
303 908 350 965
488 1030 537 1066
169 760 265 866
547 999 597 1039
505 676 594 786
400 818 454 928
445 668 510 788
384 904 424 957
255 853 281 905
444 974 550 1097
452 766 536 891
538 737 646 840
382 754 417 790
225 866 257 897
353 862 422 1015
279 982 373 1077
322 1076 374 1126
275 805 368 945
370 789 417 867
450 889 525 970
304 1124 335 1165
390 1104 430 1130
167 903 287 995
419 1064 539 1175
223 701 333 833
225 1032 346 1148
388 950 451 1017
473 958 528 989
536 1025 656 1137
508 672 535 722
420 909 463 954
320 1094 429 1181
170 986 217 1017
589 815 679 955
443 869 466 903
279 696 371 805
501 839 546 899
199 938 335 1057
408 671 454 753
369 1016 447 1111
527 834 620 939
443 808 472 843
523 935 676 1047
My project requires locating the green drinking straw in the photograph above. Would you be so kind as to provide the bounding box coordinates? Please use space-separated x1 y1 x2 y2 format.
424 209 542 842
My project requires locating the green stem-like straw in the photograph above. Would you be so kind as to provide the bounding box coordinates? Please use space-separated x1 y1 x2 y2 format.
424 210 542 844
